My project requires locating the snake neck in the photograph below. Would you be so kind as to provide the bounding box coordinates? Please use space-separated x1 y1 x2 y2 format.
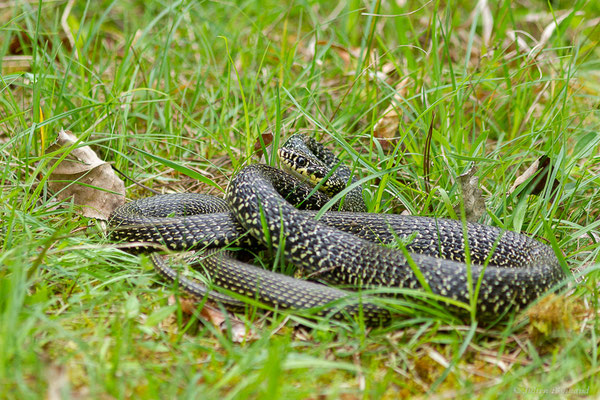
278 134 366 212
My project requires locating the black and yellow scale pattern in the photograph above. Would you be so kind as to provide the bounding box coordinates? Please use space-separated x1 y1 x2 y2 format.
110 135 566 325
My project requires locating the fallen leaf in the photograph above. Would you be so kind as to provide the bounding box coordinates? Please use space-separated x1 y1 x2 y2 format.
254 132 274 157
46 129 125 220
199 302 227 326
373 77 411 149
454 165 486 222
200 302 253 343
508 155 558 197
168 295 197 315
228 318 251 343
305 39 361 67
381 62 398 77
168 292 253 343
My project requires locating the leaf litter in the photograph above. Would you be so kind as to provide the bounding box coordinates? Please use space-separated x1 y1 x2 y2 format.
47 129 125 220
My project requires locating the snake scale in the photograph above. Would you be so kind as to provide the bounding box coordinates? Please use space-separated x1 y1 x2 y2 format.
109 135 565 325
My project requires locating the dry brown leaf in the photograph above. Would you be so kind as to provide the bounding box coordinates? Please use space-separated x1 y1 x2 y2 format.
253 132 274 157
201 303 253 343
508 155 558 196
373 107 400 147
228 319 251 343
168 295 198 315
47 129 125 220
169 294 253 343
381 62 395 75
305 39 360 67
199 302 228 326
373 77 411 149
454 165 486 222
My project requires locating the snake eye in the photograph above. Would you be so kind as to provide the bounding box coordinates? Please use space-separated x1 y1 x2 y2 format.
295 156 307 168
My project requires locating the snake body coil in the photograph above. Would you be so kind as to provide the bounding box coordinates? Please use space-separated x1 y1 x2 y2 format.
110 135 565 325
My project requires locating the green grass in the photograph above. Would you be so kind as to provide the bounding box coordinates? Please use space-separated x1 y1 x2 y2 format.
2 0 600 398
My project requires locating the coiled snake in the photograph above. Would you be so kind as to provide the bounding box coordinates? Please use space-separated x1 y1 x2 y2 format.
109 135 565 325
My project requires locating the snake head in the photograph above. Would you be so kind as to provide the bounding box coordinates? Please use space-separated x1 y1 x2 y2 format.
278 134 347 198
